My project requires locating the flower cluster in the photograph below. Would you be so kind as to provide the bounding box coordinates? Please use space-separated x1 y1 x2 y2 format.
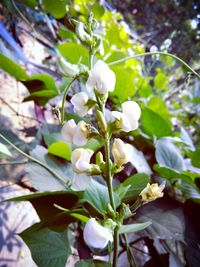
60 60 152 250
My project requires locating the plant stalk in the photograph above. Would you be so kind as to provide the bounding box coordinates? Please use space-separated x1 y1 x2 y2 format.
113 225 119 267
61 77 77 124
108 51 200 79
104 134 116 211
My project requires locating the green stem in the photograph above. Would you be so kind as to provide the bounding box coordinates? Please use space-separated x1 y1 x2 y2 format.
105 134 116 211
0 134 68 187
89 53 94 69
123 234 137 267
108 51 200 79
113 226 119 267
61 77 77 124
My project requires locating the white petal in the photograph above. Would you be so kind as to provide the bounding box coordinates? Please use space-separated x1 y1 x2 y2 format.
73 121 88 146
122 101 141 130
83 218 113 249
61 119 77 143
86 60 116 93
71 173 92 191
71 92 89 116
71 148 93 173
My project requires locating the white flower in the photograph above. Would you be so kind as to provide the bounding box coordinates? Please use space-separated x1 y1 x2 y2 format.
112 138 132 166
71 92 89 116
71 173 92 191
61 119 88 146
139 182 165 204
86 60 116 94
112 101 141 132
83 218 113 249
71 148 93 173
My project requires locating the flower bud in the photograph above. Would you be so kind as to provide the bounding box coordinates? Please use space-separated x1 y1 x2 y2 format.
58 57 80 77
74 21 92 45
71 148 93 173
112 101 141 132
71 92 90 117
112 138 132 166
61 119 89 146
139 182 165 204
86 60 116 94
83 218 113 249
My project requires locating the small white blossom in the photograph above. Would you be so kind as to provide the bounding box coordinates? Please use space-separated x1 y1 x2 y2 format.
112 101 141 132
139 182 165 204
83 218 113 249
71 148 93 173
86 60 116 94
112 138 132 166
61 119 88 146
71 92 89 116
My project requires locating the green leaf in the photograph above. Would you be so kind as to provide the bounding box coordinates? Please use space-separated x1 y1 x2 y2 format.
115 173 149 202
75 260 110 267
147 95 171 120
44 133 62 146
48 141 71 161
154 70 168 91
57 42 89 65
19 0 38 8
153 164 193 184
42 0 67 18
141 108 173 138
84 180 120 213
22 74 58 106
54 205 89 223
189 148 200 168
27 145 72 191
20 225 71 267
91 2 105 19
0 53 28 80
0 142 12 158
119 221 151 234
110 66 137 102
155 138 185 170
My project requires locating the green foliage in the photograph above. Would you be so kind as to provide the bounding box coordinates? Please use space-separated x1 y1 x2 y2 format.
57 42 89 65
42 0 67 18
22 74 58 105
0 53 28 80
20 225 71 267
119 221 152 234
115 173 149 202
155 138 185 170
141 108 173 138
84 180 120 213
48 142 72 161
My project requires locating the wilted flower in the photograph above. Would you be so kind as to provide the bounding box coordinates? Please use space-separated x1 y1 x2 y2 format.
71 92 90 117
112 138 132 166
61 119 88 146
71 148 93 173
112 101 141 132
139 182 165 204
86 60 116 94
83 218 113 249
